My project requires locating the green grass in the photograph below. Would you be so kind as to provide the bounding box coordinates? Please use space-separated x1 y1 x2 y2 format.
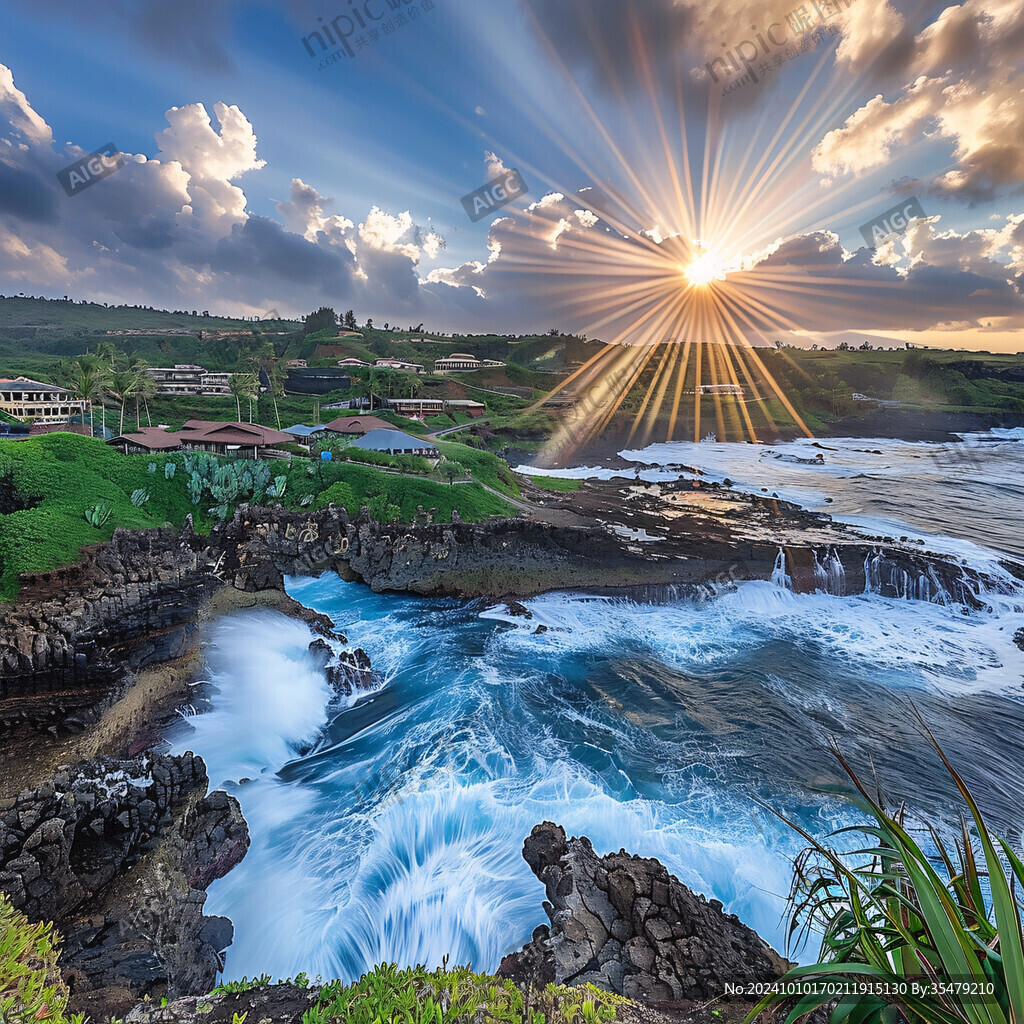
0 433 519 599
303 962 625 1024
434 440 521 497
0 434 211 601
528 476 580 492
0 893 84 1024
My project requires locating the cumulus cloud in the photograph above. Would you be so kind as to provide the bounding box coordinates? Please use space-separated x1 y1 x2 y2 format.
0 64 444 319
814 0 1024 202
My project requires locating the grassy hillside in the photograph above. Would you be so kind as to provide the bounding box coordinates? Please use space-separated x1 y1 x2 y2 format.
0 432 516 601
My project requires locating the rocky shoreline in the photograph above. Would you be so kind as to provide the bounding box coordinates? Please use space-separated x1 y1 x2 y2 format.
2 489 1016 1020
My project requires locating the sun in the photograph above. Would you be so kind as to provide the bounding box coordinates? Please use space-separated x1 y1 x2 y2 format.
683 248 728 288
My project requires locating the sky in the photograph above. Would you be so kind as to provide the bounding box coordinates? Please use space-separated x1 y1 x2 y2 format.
0 0 1022 350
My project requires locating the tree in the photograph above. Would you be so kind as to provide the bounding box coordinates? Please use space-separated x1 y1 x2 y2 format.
343 309 358 331
56 354 106 436
103 369 141 435
229 373 259 421
303 307 338 336
365 318 374 330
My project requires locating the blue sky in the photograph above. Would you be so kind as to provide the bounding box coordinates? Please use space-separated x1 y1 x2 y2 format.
1 0 1022 349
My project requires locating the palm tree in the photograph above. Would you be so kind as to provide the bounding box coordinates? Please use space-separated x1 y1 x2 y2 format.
229 372 259 422
103 369 140 436
56 354 106 436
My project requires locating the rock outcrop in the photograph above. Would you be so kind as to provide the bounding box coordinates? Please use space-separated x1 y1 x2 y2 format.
0 752 248 1018
499 822 789 1003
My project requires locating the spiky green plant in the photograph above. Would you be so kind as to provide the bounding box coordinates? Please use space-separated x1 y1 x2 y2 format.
749 727 1024 1024
130 487 150 508
164 462 176 480
84 501 112 528
0 893 85 1024
303 962 624 1024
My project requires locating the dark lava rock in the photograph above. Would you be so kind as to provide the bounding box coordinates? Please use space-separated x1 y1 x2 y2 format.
0 753 249 1016
124 983 318 1024
498 822 790 1004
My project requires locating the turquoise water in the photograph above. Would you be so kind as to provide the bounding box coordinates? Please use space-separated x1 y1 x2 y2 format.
168 565 1024 983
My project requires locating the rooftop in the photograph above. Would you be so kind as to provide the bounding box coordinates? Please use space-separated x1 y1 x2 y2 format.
353 428 439 453
324 415 394 434
0 377 68 393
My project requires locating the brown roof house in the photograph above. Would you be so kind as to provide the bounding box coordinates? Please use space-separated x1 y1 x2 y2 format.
324 415 394 436
109 420 294 458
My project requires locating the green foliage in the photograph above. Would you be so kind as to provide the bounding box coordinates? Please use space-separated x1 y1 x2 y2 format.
130 487 150 508
750 731 1024 1024
367 492 401 524
434 441 520 497
528 476 580 493
0 893 85 1024
84 501 113 527
211 974 272 995
0 434 207 600
303 963 625 1024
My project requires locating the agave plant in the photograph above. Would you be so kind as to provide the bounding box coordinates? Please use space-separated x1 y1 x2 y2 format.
164 462 176 480
148 462 157 474
84 502 113 528
273 475 288 499
750 722 1024 1024
130 488 150 508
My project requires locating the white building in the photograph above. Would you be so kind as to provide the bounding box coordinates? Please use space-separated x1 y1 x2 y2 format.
0 377 87 424
375 357 425 375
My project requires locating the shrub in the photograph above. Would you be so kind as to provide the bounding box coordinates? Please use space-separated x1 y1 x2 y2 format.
0 894 84 1024
304 962 625 1024
750 727 1024 1024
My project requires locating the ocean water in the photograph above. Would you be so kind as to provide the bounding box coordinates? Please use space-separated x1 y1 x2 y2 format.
167 434 1024 984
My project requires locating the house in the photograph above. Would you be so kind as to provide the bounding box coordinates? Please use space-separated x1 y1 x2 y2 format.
352 429 439 458
444 400 486 418
387 397 445 417
338 358 371 368
0 377 87 424
286 359 308 368
282 424 327 442
434 354 481 372
108 426 185 455
145 365 232 397
375 357 425 375
324 415 394 436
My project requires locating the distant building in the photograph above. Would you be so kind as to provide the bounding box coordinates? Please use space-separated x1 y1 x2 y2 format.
375 357 425 375
338 358 371 368
435 354 482 372
387 397 445 417
284 368 351 396
107 426 186 454
352 428 439 458
324 415 394 436
286 359 308 368
145 365 232 397
444 399 486 418
282 424 327 442
0 377 87 424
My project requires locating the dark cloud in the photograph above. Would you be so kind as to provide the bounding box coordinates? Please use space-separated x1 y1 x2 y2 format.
0 161 58 223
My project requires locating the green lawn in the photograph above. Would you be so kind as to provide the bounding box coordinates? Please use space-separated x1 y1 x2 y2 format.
528 475 580 492
0 432 518 601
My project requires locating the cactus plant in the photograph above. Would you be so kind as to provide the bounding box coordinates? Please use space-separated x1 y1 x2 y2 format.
84 502 113 528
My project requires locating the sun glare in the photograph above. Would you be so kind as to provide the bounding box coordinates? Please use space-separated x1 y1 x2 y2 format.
684 249 727 288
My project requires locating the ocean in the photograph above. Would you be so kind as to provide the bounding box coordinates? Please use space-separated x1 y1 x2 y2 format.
166 429 1024 983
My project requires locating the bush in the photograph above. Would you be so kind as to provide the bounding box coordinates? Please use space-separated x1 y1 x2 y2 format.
750 730 1024 1024
0 894 84 1024
305 962 625 1024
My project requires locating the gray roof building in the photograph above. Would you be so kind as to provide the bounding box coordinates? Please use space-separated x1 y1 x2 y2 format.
352 428 439 457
